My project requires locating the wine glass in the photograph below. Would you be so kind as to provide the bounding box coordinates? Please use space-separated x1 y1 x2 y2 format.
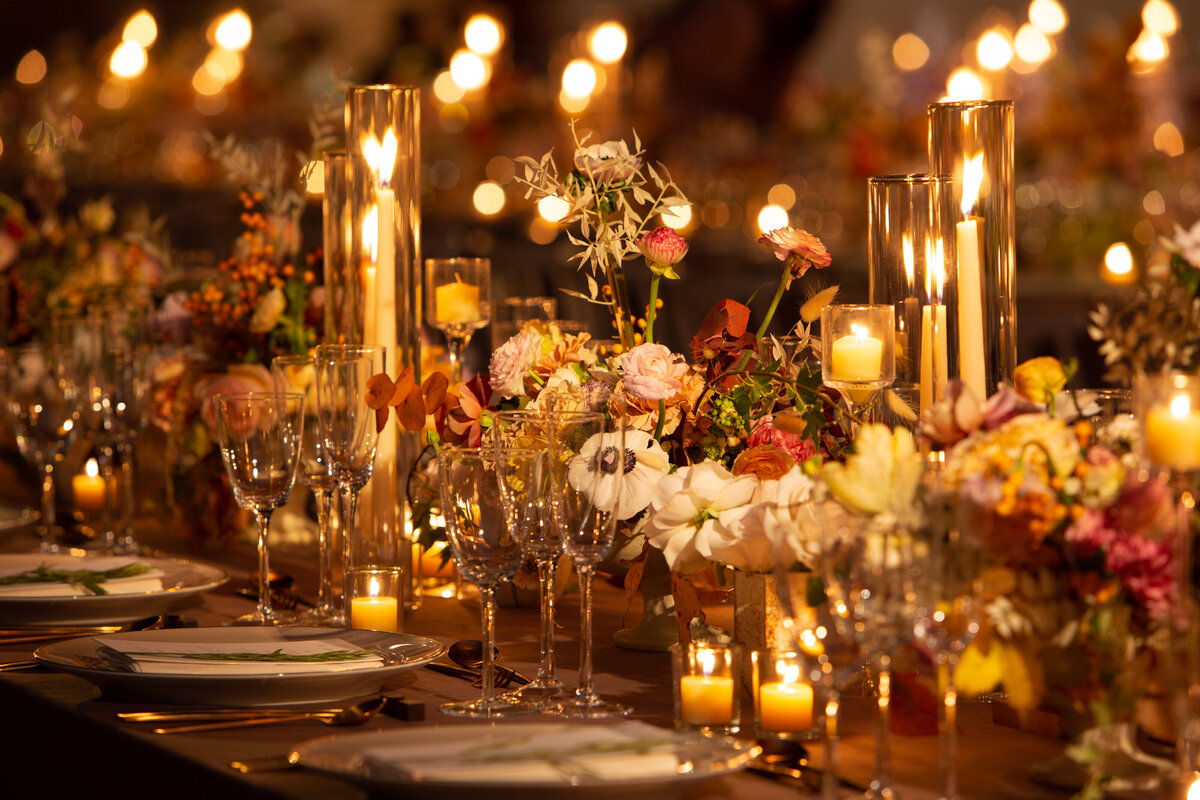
544 411 631 719
273 354 342 625
820 304 895 429
490 409 568 709
213 391 305 625
437 445 542 718
424 257 490 384
314 344 385 615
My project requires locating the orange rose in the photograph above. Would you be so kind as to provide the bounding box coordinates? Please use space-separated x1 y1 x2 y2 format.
732 444 795 480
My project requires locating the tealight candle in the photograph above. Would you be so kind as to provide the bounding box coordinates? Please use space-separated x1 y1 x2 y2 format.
435 278 481 325
830 323 884 381
350 575 399 632
679 674 735 726
73 458 106 512
1145 394 1200 471
671 642 740 734
759 679 814 733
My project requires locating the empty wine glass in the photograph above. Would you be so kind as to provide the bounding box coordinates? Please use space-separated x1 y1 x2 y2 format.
425 257 490 384
490 409 568 709
544 411 631 719
273 354 342 625
213 391 305 625
0 342 79 554
437 445 542 718
314 344 384 620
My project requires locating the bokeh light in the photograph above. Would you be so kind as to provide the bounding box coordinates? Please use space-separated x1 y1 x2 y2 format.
1014 24 1053 67
1142 0 1178 37
977 29 1014 71
537 195 570 222
562 59 597 97
464 14 503 56
123 10 158 48
207 47 243 82
661 205 693 230
97 79 131 109
110 41 147 79
946 69 985 101
433 71 465 104
449 49 488 90
1103 242 1135 282
757 204 789 235
16 50 47 84
589 22 628 64
473 181 506 215
1154 122 1184 157
1128 30 1168 65
215 9 252 51
1029 0 1067 35
192 62 226 96
892 33 929 71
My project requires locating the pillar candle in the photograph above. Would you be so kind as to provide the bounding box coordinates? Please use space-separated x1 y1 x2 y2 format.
920 304 948 413
435 280 482 325
956 216 986 399
830 326 883 382
759 681 814 732
1146 400 1200 471
679 675 735 725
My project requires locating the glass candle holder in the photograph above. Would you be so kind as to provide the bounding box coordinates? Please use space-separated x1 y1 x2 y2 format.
867 174 957 417
425 257 491 385
492 296 557 349
820 304 895 416
752 649 821 742
928 100 1015 400
671 642 741 736
1135 374 1200 473
347 567 403 632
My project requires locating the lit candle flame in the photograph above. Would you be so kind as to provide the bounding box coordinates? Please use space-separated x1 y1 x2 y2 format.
85 458 100 479
961 151 984 218
362 128 398 188
777 661 801 684
368 575 381 599
902 234 915 289
697 647 716 677
926 238 946 303
851 323 869 343
1171 394 1191 418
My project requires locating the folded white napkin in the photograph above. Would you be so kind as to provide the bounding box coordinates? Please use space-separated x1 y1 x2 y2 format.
97 636 385 675
0 558 163 597
363 722 681 784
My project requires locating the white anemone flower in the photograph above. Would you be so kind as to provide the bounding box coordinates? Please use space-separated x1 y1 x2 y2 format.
567 428 669 520
716 465 820 572
643 460 758 574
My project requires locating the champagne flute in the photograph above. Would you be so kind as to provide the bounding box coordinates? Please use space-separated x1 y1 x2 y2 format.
544 411 631 719
820 304 895 430
490 409 568 709
213 392 305 625
425 257 489 384
273 354 342 625
437 445 541 718
0 342 79 554
314 344 384 618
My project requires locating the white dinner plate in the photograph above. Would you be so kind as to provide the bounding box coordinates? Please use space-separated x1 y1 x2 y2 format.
0 504 37 531
35 626 444 706
0 553 227 626
291 721 759 800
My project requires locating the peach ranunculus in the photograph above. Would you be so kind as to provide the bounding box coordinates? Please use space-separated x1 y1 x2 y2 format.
621 342 688 402
758 226 832 280
731 444 795 480
195 364 273 437
1012 356 1067 406
637 227 688 278
613 369 703 437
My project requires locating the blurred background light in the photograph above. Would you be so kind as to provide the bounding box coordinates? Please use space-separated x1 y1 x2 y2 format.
977 29 1014 71
1029 0 1068 35
110 41 147 79
946 68 985 100
15 50 46 84
562 59 597 98
589 22 628 64
122 10 158 48
449 49 488 90
1142 0 1178 37
214 9 252 52
757 204 789 234
464 14 503 56
892 33 929 71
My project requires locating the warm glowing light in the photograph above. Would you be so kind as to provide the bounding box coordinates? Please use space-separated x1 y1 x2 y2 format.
1171 394 1192 418
1144 190 1166 216
946 69 985 101
16 50 47 84
757 205 789 235
1014 24 1053 65
1104 242 1134 278
893 33 929 71
433 70 465 103
207 47 243 82
464 14 503 55
768 183 796 210
661 205 692 230
962 152 984 217
977 30 1014 70
537 195 570 222
123 11 158 48
1154 122 1184 157
215 9 252 51
192 62 226 95
902 234 915 286
110 41 148 79
362 128 398 185
589 22 628 64
1029 0 1067 35
1187 774 1200 800
1128 30 1168 64
305 160 324 195
473 181 506 215
97 80 131 109
558 89 590 113
362 206 379 263
449 49 488 90
1143 0 1178 36
562 59 598 97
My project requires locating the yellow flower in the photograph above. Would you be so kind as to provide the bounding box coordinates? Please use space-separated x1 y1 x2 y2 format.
1013 357 1066 405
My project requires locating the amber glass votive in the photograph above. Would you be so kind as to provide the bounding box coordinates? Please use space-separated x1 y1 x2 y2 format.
347 568 402 632
752 650 820 742
671 642 740 736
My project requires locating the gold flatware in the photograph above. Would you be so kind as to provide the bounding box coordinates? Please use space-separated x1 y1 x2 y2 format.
120 703 371 722
0 659 39 672
0 615 163 645
150 697 384 734
229 755 297 774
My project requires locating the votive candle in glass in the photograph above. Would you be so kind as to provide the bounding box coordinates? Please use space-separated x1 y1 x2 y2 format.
1136 374 1200 472
753 650 820 741
671 642 740 735
348 568 401 632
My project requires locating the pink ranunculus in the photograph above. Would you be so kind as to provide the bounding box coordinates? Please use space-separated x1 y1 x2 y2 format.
488 331 541 398
621 343 687 402
1064 507 1117 559
757 226 832 277
638 227 688 270
1110 471 1174 540
195 364 274 437
747 415 817 463
979 386 1041 430
1106 532 1175 622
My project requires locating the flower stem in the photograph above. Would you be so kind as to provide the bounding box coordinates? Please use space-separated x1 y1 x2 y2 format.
654 398 666 440
605 257 634 349
733 266 790 375
644 274 661 344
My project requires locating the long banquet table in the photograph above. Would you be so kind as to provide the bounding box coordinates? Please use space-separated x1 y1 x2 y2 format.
0 477 1109 800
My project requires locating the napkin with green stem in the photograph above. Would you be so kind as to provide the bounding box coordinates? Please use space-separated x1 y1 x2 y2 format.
0 559 162 597
96 637 385 674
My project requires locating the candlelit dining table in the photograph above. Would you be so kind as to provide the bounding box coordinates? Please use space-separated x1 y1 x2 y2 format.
0 464 1127 800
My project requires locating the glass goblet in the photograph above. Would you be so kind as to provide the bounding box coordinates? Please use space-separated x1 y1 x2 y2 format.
424 257 490 384
0 342 79 554
545 412 631 719
273 354 342 625
213 391 305 625
437 445 541 718
820 304 895 430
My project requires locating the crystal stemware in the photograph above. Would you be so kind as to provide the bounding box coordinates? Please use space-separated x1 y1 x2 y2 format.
490 409 567 709
213 391 305 625
424 257 490 384
545 411 631 719
820 304 896 430
314 344 384 619
0 342 79 554
437 445 541 718
273 354 342 625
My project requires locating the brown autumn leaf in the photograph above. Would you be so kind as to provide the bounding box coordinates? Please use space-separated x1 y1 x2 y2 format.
669 570 704 646
365 373 395 410
421 372 449 413
621 542 650 628
396 385 426 431
389 367 417 407
375 406 390 434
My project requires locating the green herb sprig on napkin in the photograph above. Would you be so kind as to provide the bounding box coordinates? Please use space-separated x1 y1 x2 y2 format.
131 649 376 663
0 563 152 596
